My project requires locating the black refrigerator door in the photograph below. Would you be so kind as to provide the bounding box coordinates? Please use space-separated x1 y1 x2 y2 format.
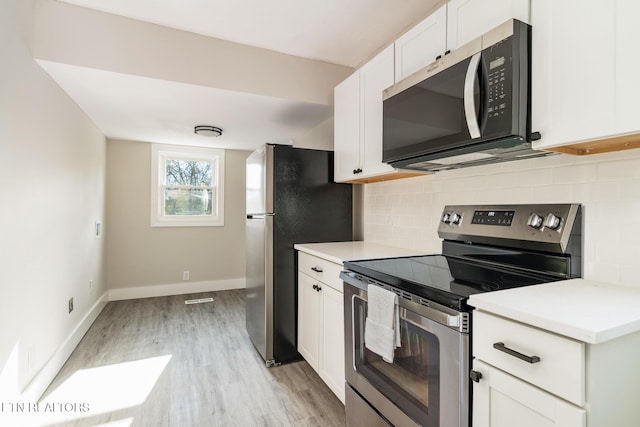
271 145 353 364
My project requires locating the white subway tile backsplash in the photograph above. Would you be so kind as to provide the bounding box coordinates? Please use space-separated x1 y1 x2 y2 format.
597 160 640 180
587 263 620 284
516 168 553 186
552 164 598 184
362 150 640 289
531 184 573 202
620 266 639 288
620 181 640 199
571 182 620 202
590 201 629 223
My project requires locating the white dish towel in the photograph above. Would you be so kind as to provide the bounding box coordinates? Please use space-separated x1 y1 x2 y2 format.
364 284 401 363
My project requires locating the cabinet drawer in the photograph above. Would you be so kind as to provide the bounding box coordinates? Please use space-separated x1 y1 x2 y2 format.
474 311 585 406
298 252 343 292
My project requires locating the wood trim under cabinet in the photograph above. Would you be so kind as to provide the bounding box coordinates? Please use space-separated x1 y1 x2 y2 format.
542 132 640 156
344 171 429 184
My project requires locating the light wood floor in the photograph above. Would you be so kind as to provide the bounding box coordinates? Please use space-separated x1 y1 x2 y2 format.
41 290 346 427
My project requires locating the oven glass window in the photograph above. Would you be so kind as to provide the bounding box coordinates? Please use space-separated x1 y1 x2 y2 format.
353 297 439 426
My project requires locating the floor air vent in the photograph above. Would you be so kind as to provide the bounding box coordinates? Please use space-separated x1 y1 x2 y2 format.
185 297 214 305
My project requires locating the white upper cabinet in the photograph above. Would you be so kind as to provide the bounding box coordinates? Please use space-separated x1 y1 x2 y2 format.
532 0 640 151
614 0 640 135
334 45 396 182
447 0 530 51
531 0 615 150
394 0 530 83
394 6 447 82
360 45 396 178
334 71 361 182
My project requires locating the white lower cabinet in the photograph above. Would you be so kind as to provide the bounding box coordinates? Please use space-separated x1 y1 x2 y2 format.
298 273 321 370
471 310 640 426
318 284 345 400
472 360 585 427
297 252 345 403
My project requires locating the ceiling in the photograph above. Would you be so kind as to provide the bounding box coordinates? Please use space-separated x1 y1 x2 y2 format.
41 0 441 151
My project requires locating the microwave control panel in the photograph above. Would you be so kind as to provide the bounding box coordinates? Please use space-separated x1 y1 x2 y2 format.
481 19 530 140
483 36 514 135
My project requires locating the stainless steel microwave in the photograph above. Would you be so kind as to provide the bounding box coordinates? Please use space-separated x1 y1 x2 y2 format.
382 19 549 172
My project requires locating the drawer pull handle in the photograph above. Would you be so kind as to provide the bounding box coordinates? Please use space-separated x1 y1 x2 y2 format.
493 342 541 364
311 267 323 273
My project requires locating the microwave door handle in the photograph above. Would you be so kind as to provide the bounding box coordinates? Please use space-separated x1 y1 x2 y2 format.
464 52 482 139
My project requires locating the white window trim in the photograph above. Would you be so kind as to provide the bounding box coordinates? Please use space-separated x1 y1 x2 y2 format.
151 144 225 227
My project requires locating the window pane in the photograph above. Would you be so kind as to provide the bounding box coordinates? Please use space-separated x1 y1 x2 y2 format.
165 159 213 186
164 188 213 216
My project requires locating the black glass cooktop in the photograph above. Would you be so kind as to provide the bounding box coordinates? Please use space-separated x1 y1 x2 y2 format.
344 253 564 311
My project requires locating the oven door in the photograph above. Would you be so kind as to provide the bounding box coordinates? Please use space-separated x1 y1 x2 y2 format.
344 280 469 427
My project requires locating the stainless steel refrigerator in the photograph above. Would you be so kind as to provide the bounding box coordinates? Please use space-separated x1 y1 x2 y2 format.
245 144 353 366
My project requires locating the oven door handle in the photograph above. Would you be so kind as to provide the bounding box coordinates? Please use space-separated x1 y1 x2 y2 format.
342 270 468 332
399 306 467 333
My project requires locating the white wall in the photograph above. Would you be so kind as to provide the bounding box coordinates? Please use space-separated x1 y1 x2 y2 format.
291 117 335 151
32 0 353 106
0 0 107 398
106 140 249 300
363 149 640 288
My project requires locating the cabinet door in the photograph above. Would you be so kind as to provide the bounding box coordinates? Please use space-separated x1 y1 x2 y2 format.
447 0 530 51
334 71 361 182
615 0 640 134
319 285 345 403
360 44 395 178
297 273 320 371
472 360 585 427
531 0 616 150
394 5 447 82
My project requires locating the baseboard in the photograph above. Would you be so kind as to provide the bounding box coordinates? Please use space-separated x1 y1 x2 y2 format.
20 291 109 402
15 279 245 401
108 278 246 301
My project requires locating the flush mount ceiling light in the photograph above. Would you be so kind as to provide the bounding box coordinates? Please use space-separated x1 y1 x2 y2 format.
194 125 223 137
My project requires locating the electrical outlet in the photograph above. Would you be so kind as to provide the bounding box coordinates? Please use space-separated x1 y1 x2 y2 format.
182 271 190 281
68 297 74 313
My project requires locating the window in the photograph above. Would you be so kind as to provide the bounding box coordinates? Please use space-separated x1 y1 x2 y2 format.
151 144 224 227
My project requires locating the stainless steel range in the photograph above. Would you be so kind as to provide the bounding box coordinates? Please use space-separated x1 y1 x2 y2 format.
341 204 583 427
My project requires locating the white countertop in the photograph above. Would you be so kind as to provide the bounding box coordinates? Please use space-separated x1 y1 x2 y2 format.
469 279 640 345
294 241 425 265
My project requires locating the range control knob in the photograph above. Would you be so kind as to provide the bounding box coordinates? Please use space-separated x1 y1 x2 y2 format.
544 213 562 230
441 213 451 224
450 213 462 225
527 213 544 229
